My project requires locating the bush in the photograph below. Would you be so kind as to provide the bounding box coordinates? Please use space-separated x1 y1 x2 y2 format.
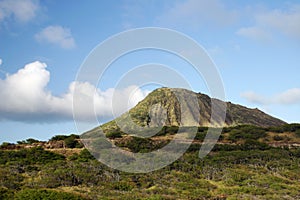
0 187 13 200
282 123 300 132
0 146 65 165
106 131 122 139
0 168 24 189
17 138 40 144
50 135 69 141
14 189 86 200
112 181 135 191
241 139 270 151
63 135 83 148
228 125 267 142
69 149 95 162
0 142 15 149
295 129 300 137
273 135 284 141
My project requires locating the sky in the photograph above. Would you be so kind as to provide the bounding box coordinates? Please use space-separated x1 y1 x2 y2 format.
0 0 299 143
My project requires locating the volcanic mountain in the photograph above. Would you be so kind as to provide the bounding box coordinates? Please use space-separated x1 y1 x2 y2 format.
101 88 286 132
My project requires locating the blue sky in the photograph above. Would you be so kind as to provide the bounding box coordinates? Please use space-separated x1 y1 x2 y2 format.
0 0 299 143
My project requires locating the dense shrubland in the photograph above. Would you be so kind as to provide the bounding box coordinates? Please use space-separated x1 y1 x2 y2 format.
1 124 300 199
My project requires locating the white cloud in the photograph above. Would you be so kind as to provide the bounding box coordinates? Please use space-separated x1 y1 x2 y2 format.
256 5 300 39
0 61 149 123
35 26 76 49
157 0 238 28
242 88 300 105
241 91 269 105
0 58 2 65
237 4 300 40
236 27 270 41
275 88 300 104
0 0 39 23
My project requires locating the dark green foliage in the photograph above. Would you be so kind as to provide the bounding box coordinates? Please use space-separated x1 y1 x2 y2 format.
0 142 15 149
273 135 284 141
17 138 40 144
50 135 70 141
155 126 179 136
0 146 65 165
241 139 270 151
69 149 95 162
50 134 83 148
295 129 300 137
64 137 83 148
0 168 24 189
267 126 284 133
1 124 300 199
0 187 14 200
282 123 300 132
111 181 134 191
14 189 87 200
116 136 169 153
106 131 122 139
228 125 267 142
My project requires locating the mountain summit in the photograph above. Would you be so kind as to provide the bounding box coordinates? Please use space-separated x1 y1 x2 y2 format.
101 88 286 131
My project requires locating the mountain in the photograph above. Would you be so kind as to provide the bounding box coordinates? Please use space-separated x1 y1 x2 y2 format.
101 87 286 132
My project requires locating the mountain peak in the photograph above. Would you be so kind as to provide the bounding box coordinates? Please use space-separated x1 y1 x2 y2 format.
102 87 286 131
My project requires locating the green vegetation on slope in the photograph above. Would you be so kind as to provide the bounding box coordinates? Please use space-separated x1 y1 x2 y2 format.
1 124 300 199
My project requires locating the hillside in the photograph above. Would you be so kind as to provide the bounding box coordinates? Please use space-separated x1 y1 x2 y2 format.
1 124 300 199
101 88 285 133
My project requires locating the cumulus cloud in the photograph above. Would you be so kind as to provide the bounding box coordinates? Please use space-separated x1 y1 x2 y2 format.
157 0 238 28
0 0 39 23
237 4 300 40
242 88 300 105
0 61 149 123
35 26 76 49
0 58 2 65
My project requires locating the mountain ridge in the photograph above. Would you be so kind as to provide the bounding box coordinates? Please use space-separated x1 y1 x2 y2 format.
101 87 286 132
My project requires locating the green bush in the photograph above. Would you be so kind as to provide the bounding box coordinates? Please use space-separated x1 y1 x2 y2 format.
69 149 95 162
17 138 41 144
0 187 14 200
228 125 267 142
63 135 83 148
0 142 15 149
0 146 65 165
282 123 300 132
106 131 122 139
14 189 86 200
50 135 69 141
0 168 24 189
273 135 284 141
112 181 135 191
295 129 300 137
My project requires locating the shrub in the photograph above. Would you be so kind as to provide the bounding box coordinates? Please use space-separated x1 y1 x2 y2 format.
0 168 24 189
273 135 284 141
112 181 135 191
228 126 267 142
0 142 15 149
295 129 300 137
282 123 300 132
50 135 69 141
241 139 270 151
106 131 122 139
17 138 40 144
0 187 13 200
14 189 86 200
0 146 65 165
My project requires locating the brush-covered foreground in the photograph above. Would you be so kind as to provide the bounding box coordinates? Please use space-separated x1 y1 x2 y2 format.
1 124 300 200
